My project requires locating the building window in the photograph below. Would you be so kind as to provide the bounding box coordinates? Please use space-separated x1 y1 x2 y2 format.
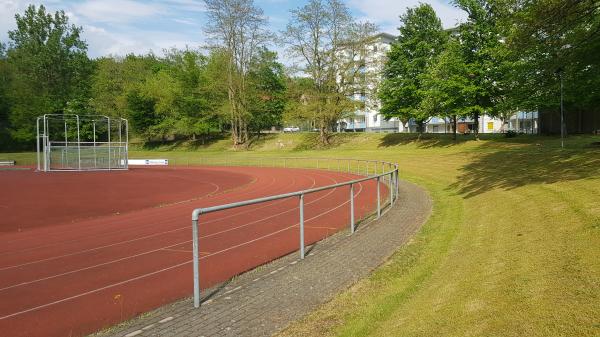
373 45 378 52
373 114 378 122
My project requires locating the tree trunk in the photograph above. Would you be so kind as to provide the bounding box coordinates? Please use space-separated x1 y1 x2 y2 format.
417 120 425 134
319 119 329 145
453 115 457 141
473 111 480 140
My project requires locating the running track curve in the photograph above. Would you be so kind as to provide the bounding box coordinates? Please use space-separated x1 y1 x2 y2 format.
0 166 384 337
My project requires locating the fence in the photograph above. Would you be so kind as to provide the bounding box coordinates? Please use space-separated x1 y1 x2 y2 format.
190 157 399 308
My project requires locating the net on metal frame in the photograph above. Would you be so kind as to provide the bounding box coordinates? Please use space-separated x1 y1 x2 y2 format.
37 114 129 171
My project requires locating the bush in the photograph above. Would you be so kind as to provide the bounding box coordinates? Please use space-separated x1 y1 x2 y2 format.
505 130 518 138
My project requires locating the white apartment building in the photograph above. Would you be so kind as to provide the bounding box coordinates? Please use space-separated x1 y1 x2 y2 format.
338 33 405 133
338 32 538 134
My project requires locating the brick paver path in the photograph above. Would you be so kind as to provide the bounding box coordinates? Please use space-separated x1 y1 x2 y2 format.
95 180 431 337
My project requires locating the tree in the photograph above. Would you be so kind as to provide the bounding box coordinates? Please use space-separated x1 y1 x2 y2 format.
246 48 287 135
453 0 508 139
203 0 271 148
6 4 92 142
379 3 448 133
420 38 475 139
507 0 600 114
282 0 377 144
0 43 13 150
164 49 219 140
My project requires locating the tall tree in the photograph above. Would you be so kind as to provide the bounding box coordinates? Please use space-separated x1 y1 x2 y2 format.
0 43 13 149
379 3 448 133
282 0 377 144
420 38 475 139
6 4 92 142
246 48 287 135
203 0 270 148
453 0 507 139
507 0 600 113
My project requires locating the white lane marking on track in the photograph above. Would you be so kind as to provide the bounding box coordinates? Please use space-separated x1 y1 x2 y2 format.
0 172 318 288
0 173 366 318
0 166 286 253
0 171 277 255
158 316 173 323
0 172 326 290
0 173 297 270
0 260 192 321
0 179 223 248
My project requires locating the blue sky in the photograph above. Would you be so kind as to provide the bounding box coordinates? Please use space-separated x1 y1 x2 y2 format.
0 0 466 59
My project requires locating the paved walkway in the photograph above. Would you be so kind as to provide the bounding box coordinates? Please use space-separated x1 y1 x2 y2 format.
95 180 431 337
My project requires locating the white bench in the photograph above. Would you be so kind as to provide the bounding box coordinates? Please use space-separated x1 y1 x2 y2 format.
0 160 15 166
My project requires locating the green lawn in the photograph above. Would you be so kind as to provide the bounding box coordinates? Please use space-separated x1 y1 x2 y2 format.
2 133 599 336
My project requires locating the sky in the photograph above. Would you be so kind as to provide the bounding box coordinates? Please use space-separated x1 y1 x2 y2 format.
0 0 467 59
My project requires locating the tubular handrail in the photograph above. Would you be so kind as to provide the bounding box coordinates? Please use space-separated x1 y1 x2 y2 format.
190 157 399 308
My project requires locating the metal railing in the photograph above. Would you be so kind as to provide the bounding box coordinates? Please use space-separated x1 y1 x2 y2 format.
190 157 399 308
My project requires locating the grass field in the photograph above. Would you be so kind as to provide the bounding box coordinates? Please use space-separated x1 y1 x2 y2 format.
2 133 599 336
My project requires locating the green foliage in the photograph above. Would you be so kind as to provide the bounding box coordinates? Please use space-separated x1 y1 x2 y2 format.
506 0 600 111
379 3 448 128
246 48 287 133
5 4 92 143
283 0 377 144
419 38 475 137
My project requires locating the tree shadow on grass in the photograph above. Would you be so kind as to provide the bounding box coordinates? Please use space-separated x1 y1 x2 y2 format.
378 133 473 148
450 143 600 198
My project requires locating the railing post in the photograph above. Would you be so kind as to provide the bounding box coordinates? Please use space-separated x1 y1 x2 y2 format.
347 160 350 173
395 169 399 203
350 183 355 233
299 194 305 259
376 176 381 219
390 172 394 203
192 214 200 308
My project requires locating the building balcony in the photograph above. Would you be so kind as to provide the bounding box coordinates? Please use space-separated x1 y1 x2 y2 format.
346 122 366 130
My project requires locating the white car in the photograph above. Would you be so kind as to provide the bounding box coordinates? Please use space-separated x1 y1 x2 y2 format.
283 126 300 133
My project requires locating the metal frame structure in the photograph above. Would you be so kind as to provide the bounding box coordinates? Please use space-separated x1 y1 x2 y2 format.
190 157 399 308
36 114 128 172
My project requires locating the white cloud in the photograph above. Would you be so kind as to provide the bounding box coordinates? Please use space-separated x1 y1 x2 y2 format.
165 0 206 12
82 24 204 57
172 18 199 26
73 0 162 24
347 0 466 34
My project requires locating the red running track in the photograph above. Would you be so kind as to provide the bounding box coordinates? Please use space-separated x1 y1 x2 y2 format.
0 166 386 337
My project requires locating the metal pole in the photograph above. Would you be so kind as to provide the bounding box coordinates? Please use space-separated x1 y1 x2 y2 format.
125 119 129 169
107 117 111 170
36 117 40 171
44 116 49 171
76 115 81 170
389 172 394 204
192 217 200 308
299 194 305 259
93 121 97 168
350 183 355 233
347 160 350 173
376 176 381 218
560 73 564 148
64 120 68 168
396 169 399 202
118 119 122 168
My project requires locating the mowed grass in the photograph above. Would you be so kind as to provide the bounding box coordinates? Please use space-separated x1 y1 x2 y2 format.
3 133 599 336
